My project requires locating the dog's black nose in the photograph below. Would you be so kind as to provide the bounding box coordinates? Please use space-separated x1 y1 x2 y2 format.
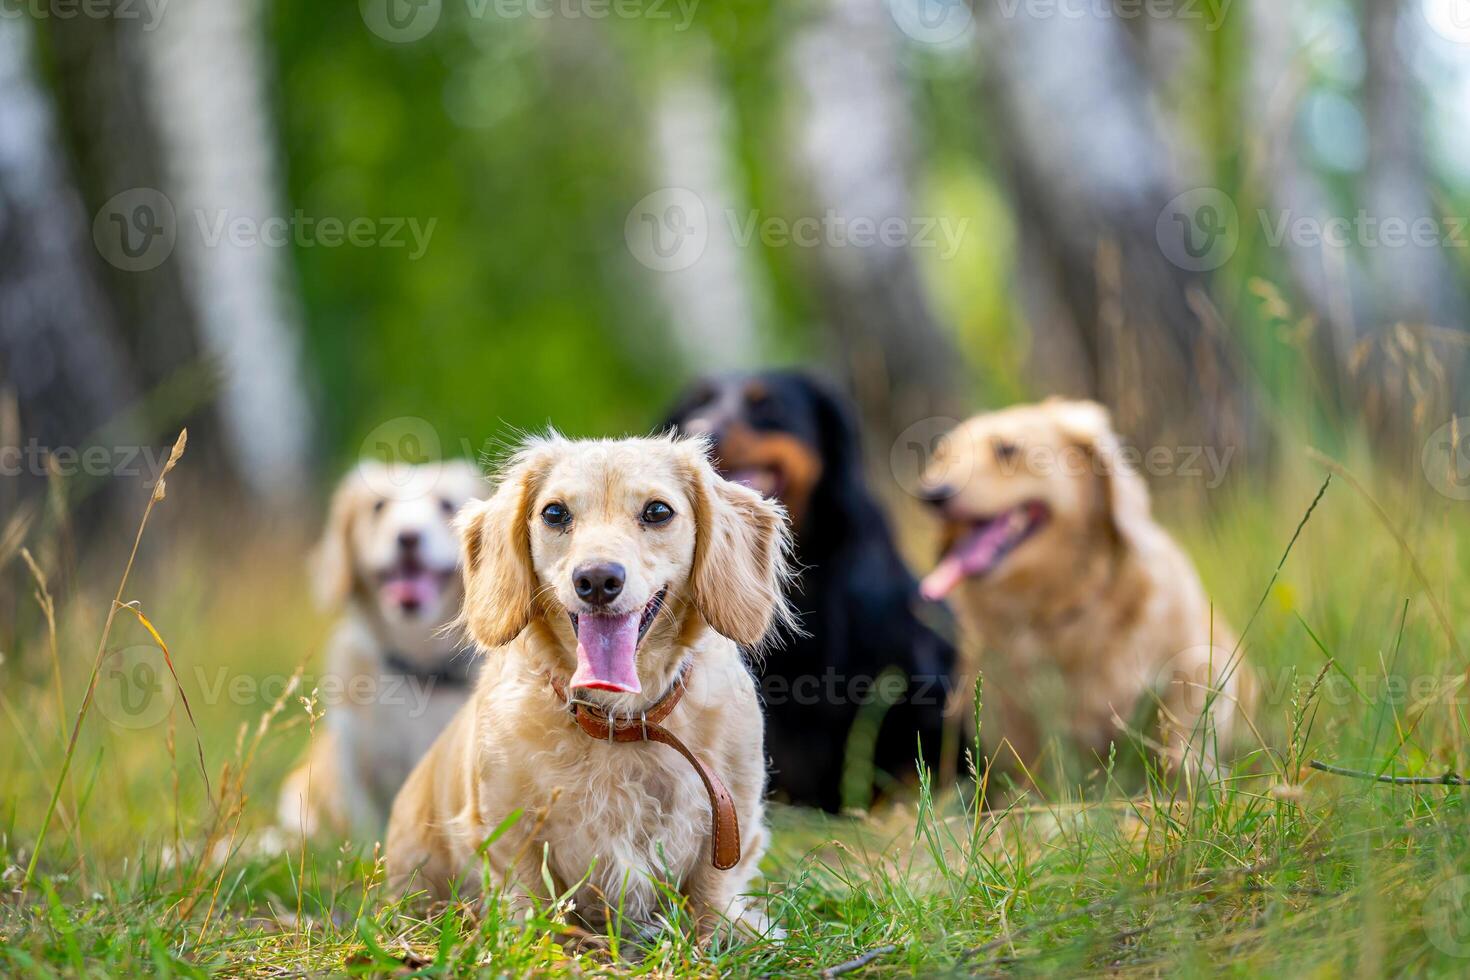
919 484 954 508
574 562 625 606
397 530 422 550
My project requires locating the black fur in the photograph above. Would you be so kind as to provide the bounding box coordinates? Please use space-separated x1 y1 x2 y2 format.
663 370 957 812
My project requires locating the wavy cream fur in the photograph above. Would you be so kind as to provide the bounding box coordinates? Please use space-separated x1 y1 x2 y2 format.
386 435 792 939
927 400 1255 774
278 460 488 838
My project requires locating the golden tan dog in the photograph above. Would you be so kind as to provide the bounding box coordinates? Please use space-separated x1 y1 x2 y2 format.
385 435 792 939
919 399 1251 775
278 460 488 838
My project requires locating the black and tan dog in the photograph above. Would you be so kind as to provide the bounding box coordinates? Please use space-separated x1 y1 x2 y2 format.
663 370 956 811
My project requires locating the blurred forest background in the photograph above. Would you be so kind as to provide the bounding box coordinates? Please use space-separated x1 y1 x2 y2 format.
2 0 1469 529
5 6 1470 971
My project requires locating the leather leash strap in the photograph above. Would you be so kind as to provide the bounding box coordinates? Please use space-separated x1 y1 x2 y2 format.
549 669 741 871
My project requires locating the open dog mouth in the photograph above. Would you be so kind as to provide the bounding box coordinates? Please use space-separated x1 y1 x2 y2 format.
567 588 667 694
376 557 456 615
719 463 785 500
920 501 1050 601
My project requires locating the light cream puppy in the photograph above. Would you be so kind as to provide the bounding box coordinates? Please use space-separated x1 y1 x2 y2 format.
920 399 1252 773
278 460 488 838
386 435 792 939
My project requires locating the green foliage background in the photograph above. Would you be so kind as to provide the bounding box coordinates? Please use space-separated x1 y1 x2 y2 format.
265 1 1037 470
262 0 1470 484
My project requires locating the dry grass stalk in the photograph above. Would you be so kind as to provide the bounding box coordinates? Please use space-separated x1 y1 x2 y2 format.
19 548 64 733
1308 448 1465 772
17 546 88 881
113 600 211 797
1306 450 1459 663
175 662 304 925
296 689 324 935
22 428 188 889
0 504 36 572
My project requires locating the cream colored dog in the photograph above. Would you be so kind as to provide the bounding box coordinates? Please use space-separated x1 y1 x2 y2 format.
385 435 792 939
278 460 488 838
919 399 1251 774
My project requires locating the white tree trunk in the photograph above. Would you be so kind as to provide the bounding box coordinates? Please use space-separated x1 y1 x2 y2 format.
974 1 1254 453
140 0 312 504
788 0 962 440
1247 0 1365 356
644 64 770 371
1248 0 1465 428
1362 0 1466 329
0 16 137 466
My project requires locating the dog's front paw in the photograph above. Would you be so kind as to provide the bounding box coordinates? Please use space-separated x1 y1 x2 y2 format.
558 929 613 957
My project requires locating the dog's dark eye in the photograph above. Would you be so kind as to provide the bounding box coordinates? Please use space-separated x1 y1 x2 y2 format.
993 440 1019 462
641 500 674 526
541 503 572 527
439 497 456 516
373 499 387 515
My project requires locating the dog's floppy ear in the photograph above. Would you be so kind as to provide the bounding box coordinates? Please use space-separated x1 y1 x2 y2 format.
680 441 796 648
456 443 554 650
311 466 374 610
1047 399 1152 544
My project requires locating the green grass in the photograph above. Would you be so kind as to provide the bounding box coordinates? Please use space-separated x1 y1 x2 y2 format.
4 444 1470 977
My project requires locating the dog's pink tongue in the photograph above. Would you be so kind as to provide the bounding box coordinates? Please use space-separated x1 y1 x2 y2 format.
571 612 643 694
920 517 1018 601
920 557 966 602
380 572 438 611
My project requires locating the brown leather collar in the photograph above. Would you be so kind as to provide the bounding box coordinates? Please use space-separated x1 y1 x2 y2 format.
548 665 741 871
